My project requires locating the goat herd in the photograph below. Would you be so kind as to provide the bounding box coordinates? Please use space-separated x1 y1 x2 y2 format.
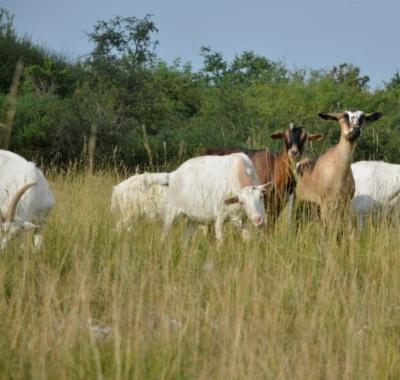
1 109 400 249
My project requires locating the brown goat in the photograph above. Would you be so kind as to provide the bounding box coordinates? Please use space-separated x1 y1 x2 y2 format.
204 124 323 217
293 110 383 221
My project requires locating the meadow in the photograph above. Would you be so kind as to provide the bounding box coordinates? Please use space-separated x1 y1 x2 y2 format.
0 169 399 379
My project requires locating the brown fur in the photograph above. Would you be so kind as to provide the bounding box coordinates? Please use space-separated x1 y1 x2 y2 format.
203 125 323 217
252 149 295 215
204 147 290 214
294 111 383 221
295 141 356 220
232 154 258 188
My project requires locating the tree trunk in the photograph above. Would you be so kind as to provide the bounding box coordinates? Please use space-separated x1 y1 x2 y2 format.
88 122 98 174
141 124 153 168
0 58 24 149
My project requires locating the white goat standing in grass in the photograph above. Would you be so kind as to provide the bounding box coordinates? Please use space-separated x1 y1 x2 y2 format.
351 160 400 225
0 150 54 249
145 153 272 243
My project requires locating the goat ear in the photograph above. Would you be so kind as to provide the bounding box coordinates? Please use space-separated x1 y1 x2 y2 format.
307 133 324 142
258 182 273 193
365 112 383 122
224 196 239 205
271 131 284 139
318 112 343 121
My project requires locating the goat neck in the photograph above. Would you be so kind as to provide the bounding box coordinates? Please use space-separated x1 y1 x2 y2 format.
335 129 359 167
274 146 295 192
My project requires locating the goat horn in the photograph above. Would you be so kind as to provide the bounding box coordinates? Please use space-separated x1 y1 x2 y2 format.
289 122 295 130
6 182 36 222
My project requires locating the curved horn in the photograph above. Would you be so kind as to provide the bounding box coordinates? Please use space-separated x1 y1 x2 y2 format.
6 182 36 222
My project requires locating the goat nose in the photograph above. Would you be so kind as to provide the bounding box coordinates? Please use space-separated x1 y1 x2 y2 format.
289 149 300 158
252 215 264 227
349 127 361 139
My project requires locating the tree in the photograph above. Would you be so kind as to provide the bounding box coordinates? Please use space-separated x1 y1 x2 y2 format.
81 15 161 170
384 70 400 90
0 7 14 38
0 8 44 92
330 63 370 90
87 15 159 80
229 51 287 85
0 58 23 149
199 46 227 86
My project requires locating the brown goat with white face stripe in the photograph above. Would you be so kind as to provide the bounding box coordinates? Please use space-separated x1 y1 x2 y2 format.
293 110 383 221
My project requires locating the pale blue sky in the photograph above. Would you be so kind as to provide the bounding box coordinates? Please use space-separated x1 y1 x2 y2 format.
3 0 399 88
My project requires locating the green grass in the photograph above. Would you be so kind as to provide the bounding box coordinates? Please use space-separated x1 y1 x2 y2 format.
0 170 400 379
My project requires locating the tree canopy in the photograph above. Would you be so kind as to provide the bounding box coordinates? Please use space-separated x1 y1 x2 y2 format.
0 8 398 170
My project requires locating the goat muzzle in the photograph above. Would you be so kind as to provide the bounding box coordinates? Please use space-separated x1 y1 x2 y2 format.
346 127 361 142
252 215 265 227
288 149 301 159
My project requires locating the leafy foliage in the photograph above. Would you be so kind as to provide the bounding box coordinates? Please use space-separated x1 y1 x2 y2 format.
1 8 400 169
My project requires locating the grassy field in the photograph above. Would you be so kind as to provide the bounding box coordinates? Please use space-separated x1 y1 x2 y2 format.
1 170 400 379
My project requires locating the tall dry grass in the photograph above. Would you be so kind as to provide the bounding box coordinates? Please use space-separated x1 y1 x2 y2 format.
0 169 399 379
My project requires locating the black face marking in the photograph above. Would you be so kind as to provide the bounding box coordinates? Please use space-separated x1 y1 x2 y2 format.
346 127 361 142
285 126 306 153
344 110 366 127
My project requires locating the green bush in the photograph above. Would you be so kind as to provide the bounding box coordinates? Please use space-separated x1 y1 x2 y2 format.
2 8 400 169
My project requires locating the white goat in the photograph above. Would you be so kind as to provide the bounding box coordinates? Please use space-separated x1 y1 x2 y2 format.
111 173 169 231
147 153 272 243
351 160 400 223
0 150 54 248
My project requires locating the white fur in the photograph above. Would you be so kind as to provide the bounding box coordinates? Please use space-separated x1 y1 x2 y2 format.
0 150 54 248
351 161 400 221
345 110 364 125
111 173 168 231
149 154 270 243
